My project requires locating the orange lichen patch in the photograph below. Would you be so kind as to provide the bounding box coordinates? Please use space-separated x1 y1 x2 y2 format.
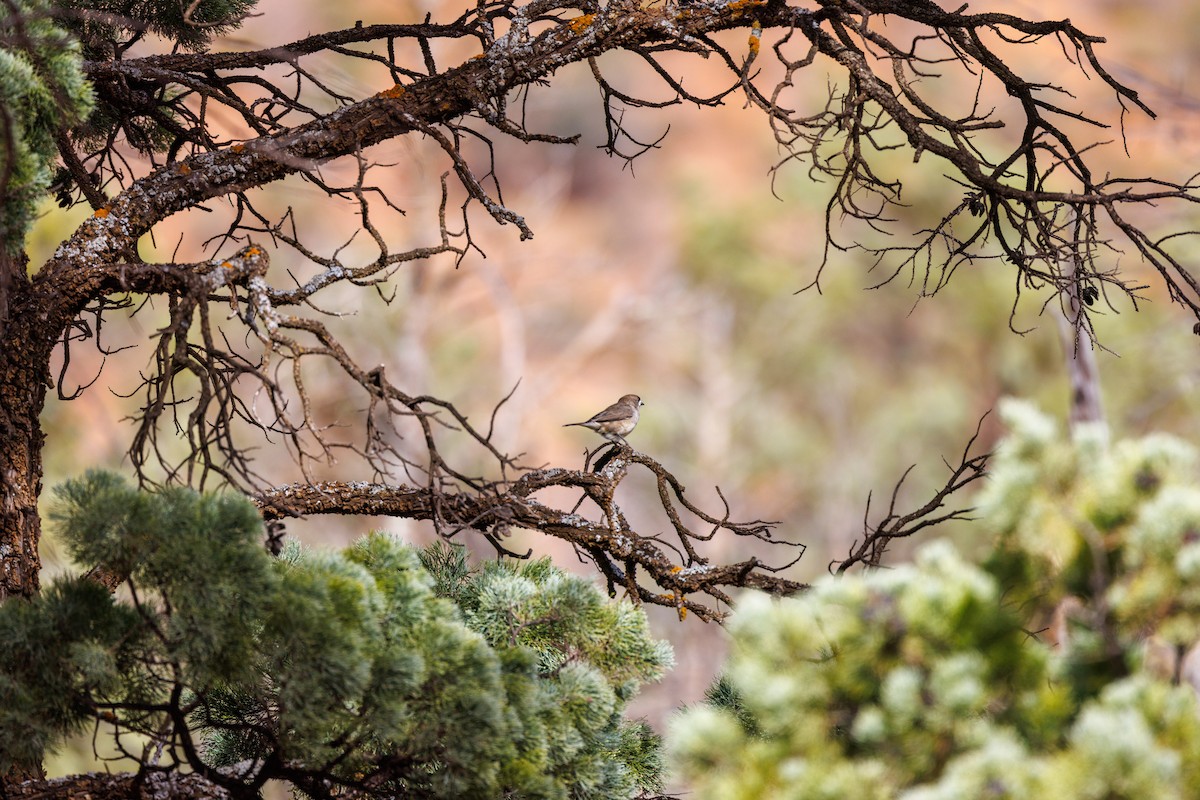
231 143 245 153
471 53 485 60
377 85 406 100
93 207 110 218
221 261 232 269
748 32 760 56
245 246 261 257
677 606 688 621
670 565 684 574
178 163 192 175
568 13 595 34
727 0 766 14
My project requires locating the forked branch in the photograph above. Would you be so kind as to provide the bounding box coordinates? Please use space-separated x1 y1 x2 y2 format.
831 415 991 574
257 444 806 623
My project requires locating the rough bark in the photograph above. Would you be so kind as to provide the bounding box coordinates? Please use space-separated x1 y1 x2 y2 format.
0 250 54 603
0 254 57 786
6 771 230 799
255 460 808 624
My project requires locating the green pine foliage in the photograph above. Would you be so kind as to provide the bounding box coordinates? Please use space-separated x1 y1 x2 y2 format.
671 401 1200 799
53 0 261 157
0 0 93 250
414 542 673 795
0 578 142 770
54 0 260 57
0 0 261 250
1 471 671 798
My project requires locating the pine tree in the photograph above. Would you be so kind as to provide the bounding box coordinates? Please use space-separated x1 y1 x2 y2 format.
1 472 672 798
0 0 93 248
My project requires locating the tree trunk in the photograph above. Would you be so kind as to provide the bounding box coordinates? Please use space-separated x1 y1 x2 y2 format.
0 380 47 602
0 250 54 786
0 251 50 602
1054 210 1106 435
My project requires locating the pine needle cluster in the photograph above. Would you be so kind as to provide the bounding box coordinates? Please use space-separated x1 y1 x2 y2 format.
0 0 93 249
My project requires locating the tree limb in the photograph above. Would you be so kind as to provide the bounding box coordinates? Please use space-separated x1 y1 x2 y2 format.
255 446 806 623
7 771 229 800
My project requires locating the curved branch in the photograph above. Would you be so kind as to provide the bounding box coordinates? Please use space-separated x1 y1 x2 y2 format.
255 449 807 624
831 414 991 574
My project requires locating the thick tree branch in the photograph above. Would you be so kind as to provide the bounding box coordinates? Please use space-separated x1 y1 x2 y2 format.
7 771 229 799
255 447 807 623
43 0 799 288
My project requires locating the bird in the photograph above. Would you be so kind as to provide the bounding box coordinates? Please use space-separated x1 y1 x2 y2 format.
563 394 644 444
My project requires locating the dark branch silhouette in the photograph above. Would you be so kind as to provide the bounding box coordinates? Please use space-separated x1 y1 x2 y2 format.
831 415 991 574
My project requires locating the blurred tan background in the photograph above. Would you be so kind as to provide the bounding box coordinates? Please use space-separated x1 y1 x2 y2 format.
26 0 1200 779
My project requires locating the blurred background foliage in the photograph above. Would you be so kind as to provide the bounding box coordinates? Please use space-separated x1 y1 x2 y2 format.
21 0 1200 783
672 403 1200 799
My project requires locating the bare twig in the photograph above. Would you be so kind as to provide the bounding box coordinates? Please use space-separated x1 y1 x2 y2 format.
831 414 991 574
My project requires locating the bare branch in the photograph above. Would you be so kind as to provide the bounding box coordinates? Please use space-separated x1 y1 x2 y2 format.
831 414 991 574
256 445 806 623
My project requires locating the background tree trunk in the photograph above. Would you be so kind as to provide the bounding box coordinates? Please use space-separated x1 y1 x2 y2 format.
1054 212 1107 435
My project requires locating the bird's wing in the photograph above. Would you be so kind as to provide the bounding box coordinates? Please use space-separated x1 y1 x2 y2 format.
587 402 630 423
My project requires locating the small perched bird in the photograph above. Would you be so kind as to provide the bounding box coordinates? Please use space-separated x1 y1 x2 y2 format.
563 394 644 444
